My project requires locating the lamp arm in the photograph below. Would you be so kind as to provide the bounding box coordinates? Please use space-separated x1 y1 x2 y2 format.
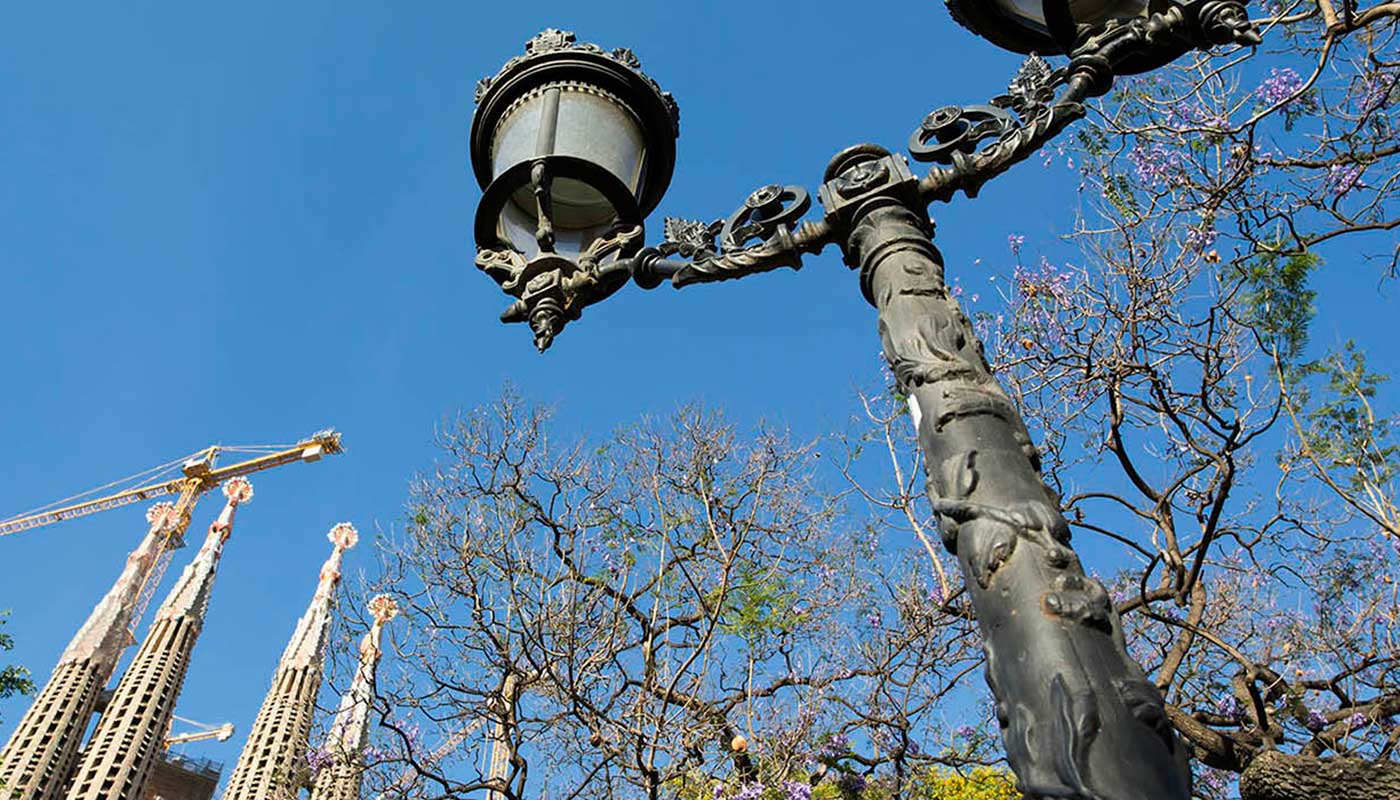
913 0 1260 203
917 64 1099 204
629 219 835 289
625 185 837 289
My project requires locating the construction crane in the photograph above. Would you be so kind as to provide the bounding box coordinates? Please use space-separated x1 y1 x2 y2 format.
164 716 236 748
0 429 344 637
376 674 526 799
374 718 486 799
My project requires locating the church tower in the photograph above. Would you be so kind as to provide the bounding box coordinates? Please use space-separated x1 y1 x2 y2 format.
62 478 252 800
219 523 357 800
307 595 397 800
0 500 190 800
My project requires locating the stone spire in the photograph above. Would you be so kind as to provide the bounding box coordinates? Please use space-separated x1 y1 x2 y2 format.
0 501 185 800
308 595 398 800
62 478 252 800
220 523 358 800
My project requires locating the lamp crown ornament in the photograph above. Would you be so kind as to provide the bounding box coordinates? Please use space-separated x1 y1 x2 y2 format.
526 28 573 54
473 28 678 129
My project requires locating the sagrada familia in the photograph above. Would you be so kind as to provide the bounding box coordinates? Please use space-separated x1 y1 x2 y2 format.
0 479 396 800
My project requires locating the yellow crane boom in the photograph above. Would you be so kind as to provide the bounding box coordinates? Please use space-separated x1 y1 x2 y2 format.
0 430 343 537
0 429 345 637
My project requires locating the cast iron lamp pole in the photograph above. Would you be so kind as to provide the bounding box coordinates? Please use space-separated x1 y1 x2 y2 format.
467 4 1260 798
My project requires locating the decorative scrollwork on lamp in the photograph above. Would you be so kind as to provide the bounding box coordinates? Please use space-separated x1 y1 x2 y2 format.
649 184 826 288
658 217 720 259
720 184 811 250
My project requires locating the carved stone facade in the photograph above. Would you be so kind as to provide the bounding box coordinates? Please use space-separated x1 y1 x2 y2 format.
0 504 177 800
220 524 357 800
63 479 251 800
308 595 397 800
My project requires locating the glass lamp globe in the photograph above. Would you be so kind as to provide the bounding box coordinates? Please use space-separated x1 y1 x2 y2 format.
471 29 679 261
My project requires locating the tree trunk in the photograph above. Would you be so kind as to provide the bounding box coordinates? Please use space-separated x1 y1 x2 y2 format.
1239 750 1400 800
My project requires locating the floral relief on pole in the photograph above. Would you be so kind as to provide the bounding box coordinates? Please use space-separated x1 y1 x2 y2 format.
825 146 1189 799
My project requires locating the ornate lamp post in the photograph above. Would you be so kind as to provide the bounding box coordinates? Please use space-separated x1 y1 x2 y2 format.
469 6 1260 799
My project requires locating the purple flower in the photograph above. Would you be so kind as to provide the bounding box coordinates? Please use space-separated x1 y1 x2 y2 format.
1013 259 1074 305
732 782 765 800
1127 143 1182 188
1305 708 1328 731
1258 68 1305 107
1185 224 1218 253
1008 234 1025 257
304 747 336 774
929 586 947 606
955 725 977 738
1358 71 1397 113
1347 712 1369 729
866 611 881 628
1214 695 1243 721
1326 164 1362 198
817 733 851 761
1199 767 1229 793
1167 102 1230 135
782 781 812 800
600 549 622 577
1011 258 1076 346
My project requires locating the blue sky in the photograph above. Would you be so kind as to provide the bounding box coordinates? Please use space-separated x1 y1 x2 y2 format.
1 0 1394 791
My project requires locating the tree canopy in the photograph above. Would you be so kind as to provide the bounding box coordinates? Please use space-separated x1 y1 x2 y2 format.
0 612 34 727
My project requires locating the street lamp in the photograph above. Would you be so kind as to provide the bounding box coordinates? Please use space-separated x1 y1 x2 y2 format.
471 28 678 351
468 7 1260 799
